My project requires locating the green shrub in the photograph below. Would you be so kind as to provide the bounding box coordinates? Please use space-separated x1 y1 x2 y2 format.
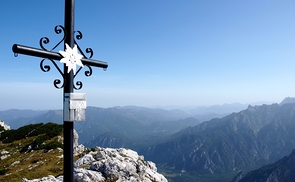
0 124 5 133
0 168 9 175
0 122 63 144
34 135 50 146
0 130 17 143
42 141 63 150
31 122 63 138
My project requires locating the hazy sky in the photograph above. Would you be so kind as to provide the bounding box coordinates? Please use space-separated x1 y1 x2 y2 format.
1 0 295 110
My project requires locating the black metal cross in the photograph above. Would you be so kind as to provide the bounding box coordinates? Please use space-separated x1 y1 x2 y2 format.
12 0 108 181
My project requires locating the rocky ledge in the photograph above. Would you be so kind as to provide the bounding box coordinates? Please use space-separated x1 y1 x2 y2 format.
23 147 167 182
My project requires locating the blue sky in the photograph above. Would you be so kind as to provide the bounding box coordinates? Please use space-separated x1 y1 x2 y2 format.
1 0 295 110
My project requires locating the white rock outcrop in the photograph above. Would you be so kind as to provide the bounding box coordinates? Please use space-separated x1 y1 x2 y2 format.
73 129 79 148
73 129 85 156
0 120 10 131
74 144 85 156
23 147 168 182
1 150 11 160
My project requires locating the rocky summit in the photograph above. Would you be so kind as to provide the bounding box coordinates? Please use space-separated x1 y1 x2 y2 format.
23 147 167 182
0 121 166 182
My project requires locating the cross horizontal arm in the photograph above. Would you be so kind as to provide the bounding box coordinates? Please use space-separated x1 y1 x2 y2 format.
12 44 108 69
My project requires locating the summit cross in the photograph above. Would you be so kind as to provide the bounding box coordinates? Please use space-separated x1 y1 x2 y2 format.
12 0 108 181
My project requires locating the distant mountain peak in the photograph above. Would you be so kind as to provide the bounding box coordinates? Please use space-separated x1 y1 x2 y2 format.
279 97 295 106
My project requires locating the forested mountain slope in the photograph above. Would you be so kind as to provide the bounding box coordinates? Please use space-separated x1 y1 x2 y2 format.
143 103 295 181
232 149 295 182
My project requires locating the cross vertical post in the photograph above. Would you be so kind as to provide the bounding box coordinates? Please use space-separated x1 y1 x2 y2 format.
63 0 75 181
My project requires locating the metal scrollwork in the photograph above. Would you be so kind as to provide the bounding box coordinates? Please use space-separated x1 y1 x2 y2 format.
72 30 96 90
75 30 83 40
40 59 51 72
38 26 97 90
54 79 65 89
39 37 50 51
39 25 66 51
51 25 66 51
39 25 66 89
74 81 83 90
55 25 64 35
40 58 65 89
74 65 93 78
84 65 93 77
74 30 94 59
73 65 92 90
85 48 94 59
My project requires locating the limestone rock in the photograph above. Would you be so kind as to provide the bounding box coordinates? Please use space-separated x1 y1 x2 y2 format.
73 129 79 148
84 147 167 182
23 147 168 182
0 120 10 131
74 144 85 156
1 150 11 160
74 168 105 182
74 153 95 167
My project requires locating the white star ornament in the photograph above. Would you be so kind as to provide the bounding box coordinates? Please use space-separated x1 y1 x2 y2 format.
59 43 84 75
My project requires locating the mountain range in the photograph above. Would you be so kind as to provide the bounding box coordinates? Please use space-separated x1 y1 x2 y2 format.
1 99 295 181
1 102 249 129
1 103 248 145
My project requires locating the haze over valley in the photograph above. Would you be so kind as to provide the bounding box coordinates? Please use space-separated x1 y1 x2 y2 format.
2 97 295 181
